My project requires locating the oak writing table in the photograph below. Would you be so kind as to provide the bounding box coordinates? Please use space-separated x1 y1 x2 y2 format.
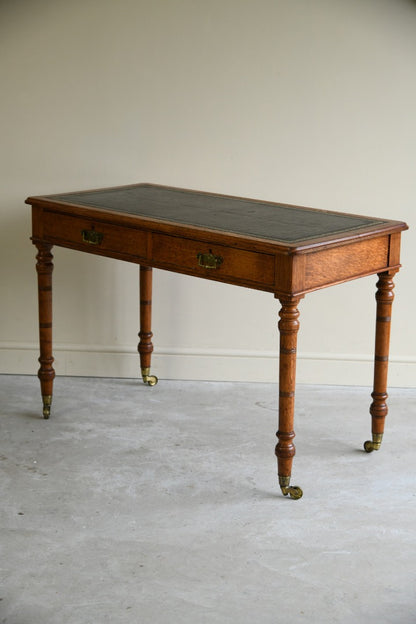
26 184 408 499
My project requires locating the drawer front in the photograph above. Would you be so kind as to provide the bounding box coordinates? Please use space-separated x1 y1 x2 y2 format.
42 211 147 260
152 233 275 287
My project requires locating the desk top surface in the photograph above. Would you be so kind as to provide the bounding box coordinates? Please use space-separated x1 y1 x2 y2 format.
27 183 407 246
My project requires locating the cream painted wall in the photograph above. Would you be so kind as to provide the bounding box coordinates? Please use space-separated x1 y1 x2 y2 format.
1 0 415 386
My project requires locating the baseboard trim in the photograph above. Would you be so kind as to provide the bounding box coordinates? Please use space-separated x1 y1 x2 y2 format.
0 342 414 387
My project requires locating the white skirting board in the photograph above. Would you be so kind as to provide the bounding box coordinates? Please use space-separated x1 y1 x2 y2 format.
0 342 414 388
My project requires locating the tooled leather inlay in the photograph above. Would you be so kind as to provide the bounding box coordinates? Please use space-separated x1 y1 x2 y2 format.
50 184 387 244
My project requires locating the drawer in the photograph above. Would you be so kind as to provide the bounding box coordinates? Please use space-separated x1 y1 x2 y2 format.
42 211 147 260
152 233 275 287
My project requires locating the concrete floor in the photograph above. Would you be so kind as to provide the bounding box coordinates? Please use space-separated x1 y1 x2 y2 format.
0 375 415 624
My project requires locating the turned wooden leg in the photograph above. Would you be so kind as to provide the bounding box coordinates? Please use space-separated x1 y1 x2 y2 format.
35 242 55 418
364 271 397 452
138 265 158 386
275 297 303 499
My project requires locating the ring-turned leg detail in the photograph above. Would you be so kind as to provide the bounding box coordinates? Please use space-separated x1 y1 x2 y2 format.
275 296 303 499
364 271 396 452
35 242 55 418
138 266 158 386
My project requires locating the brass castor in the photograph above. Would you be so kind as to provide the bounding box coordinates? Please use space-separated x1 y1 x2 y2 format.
42 395 52 419
364 433 383 453
141 368 158 387
279 476 303 500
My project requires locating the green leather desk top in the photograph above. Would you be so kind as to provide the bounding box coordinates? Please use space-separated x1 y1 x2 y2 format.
31 183 395 245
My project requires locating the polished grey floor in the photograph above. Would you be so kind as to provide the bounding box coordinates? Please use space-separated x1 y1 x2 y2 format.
1 375 415 624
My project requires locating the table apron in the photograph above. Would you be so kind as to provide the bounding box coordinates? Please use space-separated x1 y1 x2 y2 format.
32 209 400 297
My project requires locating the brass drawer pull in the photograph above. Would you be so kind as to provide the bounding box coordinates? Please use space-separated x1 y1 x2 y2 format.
197 250 223 269
81 229 103 245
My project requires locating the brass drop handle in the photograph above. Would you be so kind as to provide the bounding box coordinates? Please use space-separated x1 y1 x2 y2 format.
81 228 104 245
197 250 224 269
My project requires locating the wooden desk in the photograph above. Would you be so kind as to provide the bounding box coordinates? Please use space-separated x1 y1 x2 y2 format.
26 183 408 499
